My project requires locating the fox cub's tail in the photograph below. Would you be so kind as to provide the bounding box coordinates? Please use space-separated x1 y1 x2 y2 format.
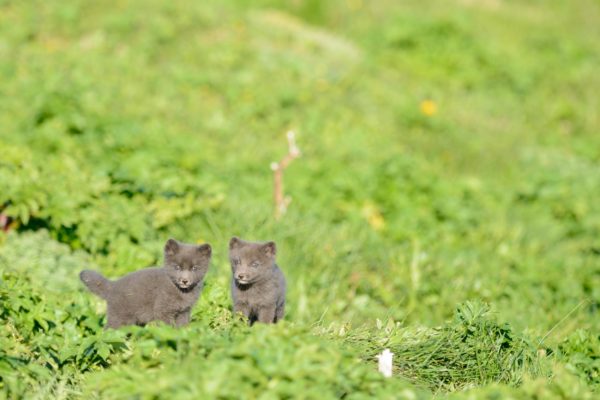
80 270 112 300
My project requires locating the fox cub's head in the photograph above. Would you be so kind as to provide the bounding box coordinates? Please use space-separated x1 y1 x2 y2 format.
164 238 212 291
229 237 276 285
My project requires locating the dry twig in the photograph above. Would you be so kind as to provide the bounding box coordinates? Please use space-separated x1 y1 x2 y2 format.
271 131 301 220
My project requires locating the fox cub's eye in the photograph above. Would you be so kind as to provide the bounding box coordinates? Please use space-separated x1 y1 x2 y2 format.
174 265 181 271
192 266 198 271
251 261 259 268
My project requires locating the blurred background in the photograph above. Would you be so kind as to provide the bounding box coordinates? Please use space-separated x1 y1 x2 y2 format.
1 0 599 337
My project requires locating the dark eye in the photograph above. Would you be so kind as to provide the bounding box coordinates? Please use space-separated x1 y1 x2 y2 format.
192 266 198 271
251 261 259 268
174 265 181 271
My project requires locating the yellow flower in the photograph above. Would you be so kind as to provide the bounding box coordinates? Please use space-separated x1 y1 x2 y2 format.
348 0 364 11
420 99 437 116
361 201 385 231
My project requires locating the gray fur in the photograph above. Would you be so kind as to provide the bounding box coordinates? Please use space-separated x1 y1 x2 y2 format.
229 237 286 324
80 239 211 329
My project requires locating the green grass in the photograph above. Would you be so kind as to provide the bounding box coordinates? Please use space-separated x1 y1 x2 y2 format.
1 0 599 398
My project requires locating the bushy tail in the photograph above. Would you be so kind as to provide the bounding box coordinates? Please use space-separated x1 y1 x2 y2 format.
80 270 112 300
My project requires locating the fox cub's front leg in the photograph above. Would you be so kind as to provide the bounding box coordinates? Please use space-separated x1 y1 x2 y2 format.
175 310 191 327
257 305 277 324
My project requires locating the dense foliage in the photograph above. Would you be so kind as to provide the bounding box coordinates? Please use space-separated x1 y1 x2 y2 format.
1 0 598 398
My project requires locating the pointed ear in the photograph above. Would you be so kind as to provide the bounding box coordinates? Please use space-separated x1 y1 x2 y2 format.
197 243 212 257
262 241 276 257
229 237 242 250
165 238 179 256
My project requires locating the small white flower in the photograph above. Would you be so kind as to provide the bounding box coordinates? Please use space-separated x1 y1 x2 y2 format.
376 348 393 378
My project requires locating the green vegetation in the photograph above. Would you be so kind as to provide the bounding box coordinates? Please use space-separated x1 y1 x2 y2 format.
1 0 598 398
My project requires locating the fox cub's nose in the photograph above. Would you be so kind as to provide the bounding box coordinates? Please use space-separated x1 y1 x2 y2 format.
236 273 246 281
181 279 189 285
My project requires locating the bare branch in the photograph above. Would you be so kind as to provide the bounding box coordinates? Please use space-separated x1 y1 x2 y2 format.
272 131 301 220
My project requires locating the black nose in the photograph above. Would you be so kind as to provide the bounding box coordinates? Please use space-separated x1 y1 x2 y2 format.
236 273 246 280
181 279 189 285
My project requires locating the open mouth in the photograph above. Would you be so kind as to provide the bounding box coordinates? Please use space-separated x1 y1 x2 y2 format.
235 279 250 285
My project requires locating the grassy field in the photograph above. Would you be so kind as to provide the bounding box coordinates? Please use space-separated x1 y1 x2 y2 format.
1 0 599 398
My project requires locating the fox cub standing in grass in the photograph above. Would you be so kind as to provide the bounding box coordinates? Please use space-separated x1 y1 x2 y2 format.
80 239 212 329
229 237 286 324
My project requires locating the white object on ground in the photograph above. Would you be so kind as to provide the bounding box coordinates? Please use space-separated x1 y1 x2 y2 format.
377 348 393 378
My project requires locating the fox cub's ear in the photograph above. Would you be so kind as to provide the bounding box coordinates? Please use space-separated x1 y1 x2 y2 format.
229 237 242 249
165 238 179 256
262 241 276 257
197 243 212 257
